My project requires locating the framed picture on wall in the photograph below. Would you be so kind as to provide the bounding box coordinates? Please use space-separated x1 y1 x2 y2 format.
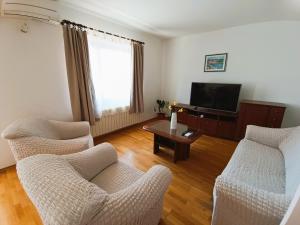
204 53 228 72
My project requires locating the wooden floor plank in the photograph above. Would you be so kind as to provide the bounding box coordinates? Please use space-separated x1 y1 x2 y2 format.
0 124 237 225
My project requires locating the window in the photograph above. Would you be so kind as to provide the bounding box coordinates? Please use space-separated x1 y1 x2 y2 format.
88 34 132 116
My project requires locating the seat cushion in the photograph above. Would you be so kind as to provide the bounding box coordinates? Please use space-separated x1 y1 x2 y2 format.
222 139 285 193
91 161 144 193
279 127 300 197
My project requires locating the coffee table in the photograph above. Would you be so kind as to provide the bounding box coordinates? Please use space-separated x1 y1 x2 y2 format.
143 120 202 163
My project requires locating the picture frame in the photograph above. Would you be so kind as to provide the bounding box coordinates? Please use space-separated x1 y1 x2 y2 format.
204 53 228 72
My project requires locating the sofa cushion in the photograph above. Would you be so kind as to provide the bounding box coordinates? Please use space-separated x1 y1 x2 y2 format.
91 161 144 193
222 139 285 193
279 127 300 197
64 143 118 180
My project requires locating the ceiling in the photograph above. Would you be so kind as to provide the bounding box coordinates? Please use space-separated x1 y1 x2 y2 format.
60 0 300 38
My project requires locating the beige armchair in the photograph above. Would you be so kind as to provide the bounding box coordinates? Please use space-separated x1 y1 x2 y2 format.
17 143 172 225
1 118 94 161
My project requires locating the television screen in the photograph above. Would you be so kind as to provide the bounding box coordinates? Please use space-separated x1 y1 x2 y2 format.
190 83 241 112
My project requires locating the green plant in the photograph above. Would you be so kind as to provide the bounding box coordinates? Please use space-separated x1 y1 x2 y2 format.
155 99 169 113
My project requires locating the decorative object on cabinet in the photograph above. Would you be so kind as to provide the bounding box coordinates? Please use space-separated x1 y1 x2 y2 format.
154 99 169 119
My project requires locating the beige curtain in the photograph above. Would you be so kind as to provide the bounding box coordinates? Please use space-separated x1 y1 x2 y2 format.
62 25 98 125
129 42 144 113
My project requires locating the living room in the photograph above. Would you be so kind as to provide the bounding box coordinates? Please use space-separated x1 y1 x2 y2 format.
0 0 299 225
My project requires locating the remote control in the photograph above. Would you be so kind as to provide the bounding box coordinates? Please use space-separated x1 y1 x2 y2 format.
184 131 193 137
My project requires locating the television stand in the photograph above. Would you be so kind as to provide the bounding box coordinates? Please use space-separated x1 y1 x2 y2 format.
173 101 286 140
173 103 238 140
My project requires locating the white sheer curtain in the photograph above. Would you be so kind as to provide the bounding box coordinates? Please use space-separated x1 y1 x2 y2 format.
88 34 132 117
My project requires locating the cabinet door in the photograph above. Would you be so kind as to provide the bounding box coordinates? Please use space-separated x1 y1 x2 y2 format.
187 115 200 129
267 107 285 128
217 121 237 140
177 111 188 124
236 103 270 140
199 118 218 136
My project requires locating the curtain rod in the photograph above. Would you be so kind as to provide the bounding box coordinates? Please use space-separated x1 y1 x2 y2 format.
61 20 145 45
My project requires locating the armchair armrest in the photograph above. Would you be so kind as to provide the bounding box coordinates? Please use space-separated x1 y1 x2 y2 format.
49 120 91 140
63 143 118 180
245 125 293 148
213 176 291 225
90 165 172 225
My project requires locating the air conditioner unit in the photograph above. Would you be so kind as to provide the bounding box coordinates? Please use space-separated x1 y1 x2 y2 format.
0 0 60 23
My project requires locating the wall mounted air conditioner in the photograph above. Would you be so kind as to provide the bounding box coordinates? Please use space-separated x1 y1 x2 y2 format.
0 0 60 23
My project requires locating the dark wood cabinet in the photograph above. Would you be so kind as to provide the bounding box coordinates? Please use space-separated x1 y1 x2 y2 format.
268 107 286 128
199 118 218 136
177 111 188 124
236 100 286 140
174 100 286 141
187 115 201 129
174 103 238 140
217 121 237 139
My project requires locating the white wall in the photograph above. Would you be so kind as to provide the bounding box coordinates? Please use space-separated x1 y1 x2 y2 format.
0 19 72 169
162 21 300 127
0 7 163 169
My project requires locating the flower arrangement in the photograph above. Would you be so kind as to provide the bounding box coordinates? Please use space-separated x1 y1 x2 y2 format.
169 101 183 113
168 101 183 130
154 100 183 119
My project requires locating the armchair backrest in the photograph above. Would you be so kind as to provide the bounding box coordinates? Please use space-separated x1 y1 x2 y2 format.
2 118 60 140
17 154 108 225
1 118 92 161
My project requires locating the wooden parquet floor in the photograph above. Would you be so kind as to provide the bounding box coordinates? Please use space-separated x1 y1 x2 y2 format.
0 124 237 225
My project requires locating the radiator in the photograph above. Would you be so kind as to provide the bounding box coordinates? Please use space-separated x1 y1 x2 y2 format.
91 111 155 137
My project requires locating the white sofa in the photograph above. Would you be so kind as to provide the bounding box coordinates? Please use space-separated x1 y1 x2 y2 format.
212 125 300 225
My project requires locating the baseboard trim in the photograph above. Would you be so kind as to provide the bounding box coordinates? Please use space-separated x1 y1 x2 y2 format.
0 164 16 172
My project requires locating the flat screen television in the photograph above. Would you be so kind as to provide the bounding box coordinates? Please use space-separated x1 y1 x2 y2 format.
190 83 241 112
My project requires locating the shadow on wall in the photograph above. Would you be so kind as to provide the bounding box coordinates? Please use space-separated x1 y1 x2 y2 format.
238 83 300 128
283 105 300 128
238 82 256 102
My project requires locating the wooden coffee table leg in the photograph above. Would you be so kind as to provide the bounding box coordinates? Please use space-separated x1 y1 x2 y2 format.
174 142 179 163
186 144 190 159
153 134 190 163
174 143 186 163
174 143 191 162
153 134 160 154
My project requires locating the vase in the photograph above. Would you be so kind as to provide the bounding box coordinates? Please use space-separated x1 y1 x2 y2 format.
170 112 177 130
